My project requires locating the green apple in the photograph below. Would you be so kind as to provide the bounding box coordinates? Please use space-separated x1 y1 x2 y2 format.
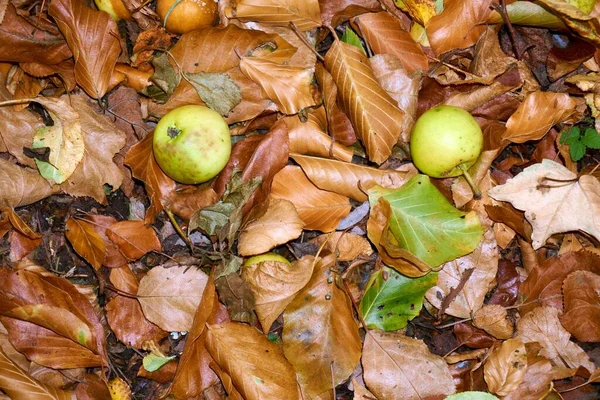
153 105 231 184
94 0 131 21
243 253 291 267
410 105 483 196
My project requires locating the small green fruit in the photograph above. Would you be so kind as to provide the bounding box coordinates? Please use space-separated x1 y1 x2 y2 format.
244 253 291 267
410 105 483 178
153 105 231 184
94 0 131 21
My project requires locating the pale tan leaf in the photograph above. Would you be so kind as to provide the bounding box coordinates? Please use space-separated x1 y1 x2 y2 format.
284 108 353 162
473 304 514 340
49 0 120 99
238 199 304 256
362 330 455 400
516 306 595 372
0 349 73 400
239 56 318 115
0 160 56 208
502 92 577 143
310 232 373 261
283 255 361 397
32 97 84 185
59 95 125 204
226 0 321 31
484 338 527 396
270 165 351 232
324 40 405 164
205 322 300 400
241 256 314 333
138 266 209 332
488 159 600 249
351 377 376 400
65 217 105 270
355 11 428 74
452 150 500 208
426 229 498 318
291 154 416 202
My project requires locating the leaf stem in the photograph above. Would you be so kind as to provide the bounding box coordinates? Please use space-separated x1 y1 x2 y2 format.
457 164 481 199
165 207 193 250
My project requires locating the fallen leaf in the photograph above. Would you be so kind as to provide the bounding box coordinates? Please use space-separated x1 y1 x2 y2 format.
472 305 513 340
516 306 595 372
138 266 209 332
488 159 600 249
484 338 527 396
536 0 600 46
559 270 600 342
226 0 321 31
106 220 161 261
502 343 555 400
65 217 105 270
362 330 456 400
238 198 304 256
206 322 301 400
310 231 373 261
0 160 57 208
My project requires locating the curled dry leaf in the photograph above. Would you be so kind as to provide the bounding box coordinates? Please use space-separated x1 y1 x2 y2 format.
138 266 209 332
291 154 416 202
284 108 353 162
502 343 555 400
270 165 351 232
206 322 300 400
426 229 498 318
559 270 600 342
48 0 120 99
238 198 303 256
282 254 361 397
65 217 105 270
362 330 456 400
239 56 318 115
536 0 600 46
105 220 161 261
484 338 527 396
488 159 600 250
324 40 405 164
516 306 595 372
310 232 373 261
502 92 577 143
225 0 321 31
0 90 42 168
473 305 514 340
241 255 314 333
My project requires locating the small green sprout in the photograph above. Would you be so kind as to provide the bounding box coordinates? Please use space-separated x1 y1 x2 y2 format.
560 126 600 162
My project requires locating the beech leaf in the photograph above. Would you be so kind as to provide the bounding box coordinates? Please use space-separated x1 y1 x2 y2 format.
183 71 242 116
484 338 527 396
65 217 105 270
559 270 600 342
225 0 321 31
488 159 600 249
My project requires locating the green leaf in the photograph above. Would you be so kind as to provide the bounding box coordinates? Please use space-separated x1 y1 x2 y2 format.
560 126 580 144
367 175 484 267
341 27 366 55
569 140 586 161
359 267 437 331
190 202 234 236
444 392 499 400
142 353 175 372
183 72 242 116
582 128 600 149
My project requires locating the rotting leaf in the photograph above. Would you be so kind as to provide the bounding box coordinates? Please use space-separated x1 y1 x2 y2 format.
560 270 600 342
183 71 242 116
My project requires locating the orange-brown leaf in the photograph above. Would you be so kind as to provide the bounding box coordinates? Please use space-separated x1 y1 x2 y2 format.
65 217 105 270
291 154 416 202
559 270 600 342
310 232 373 261
484 338 527 396
226 0 321 31
271 165 351 232
5 209 40 240
106 220 161 261
48 0 121 99
324 40 405 164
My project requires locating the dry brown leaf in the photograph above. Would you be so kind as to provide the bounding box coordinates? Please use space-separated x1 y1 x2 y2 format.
105 220 161 261
240 56 318 115
503 343 555 400
425 0 492 55
270 165 351 232
369 53 421 143
473 304 514 340
65 217 105 270
559 270 600 342
291 154 416 202
59 95 126 204
488 159 600 249
426 229 498 318
0 159 57 209
206 322 300 400
241 255 314 333
284 108 353 162
226 0 321 31
362 330 456 400
238 198 304 256
85 214 127 269
471 26 518 80
4 209 39 240
48 0 120 99
138 266 209 332
324 40 405 164
484 338 527 396
282 254 361 397
310 232 373 261
537 0 600 46
516 306 595 372
351 377 376 400
355 11 428 74
0 348 73 400
502 92 577 143
452 150 500 208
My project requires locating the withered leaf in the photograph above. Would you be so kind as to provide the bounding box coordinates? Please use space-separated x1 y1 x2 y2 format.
226 0 321 31
559 270 600 342
183 71 242 116
0 160 56 209
484 338 527 396
65 217 105 270
106 220 161 261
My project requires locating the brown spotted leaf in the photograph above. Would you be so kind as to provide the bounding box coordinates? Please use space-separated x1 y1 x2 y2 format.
49 0 121 99
226 0 321 31
324 40 405 164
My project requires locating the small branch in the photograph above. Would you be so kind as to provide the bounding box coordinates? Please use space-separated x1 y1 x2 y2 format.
289 22 324 62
